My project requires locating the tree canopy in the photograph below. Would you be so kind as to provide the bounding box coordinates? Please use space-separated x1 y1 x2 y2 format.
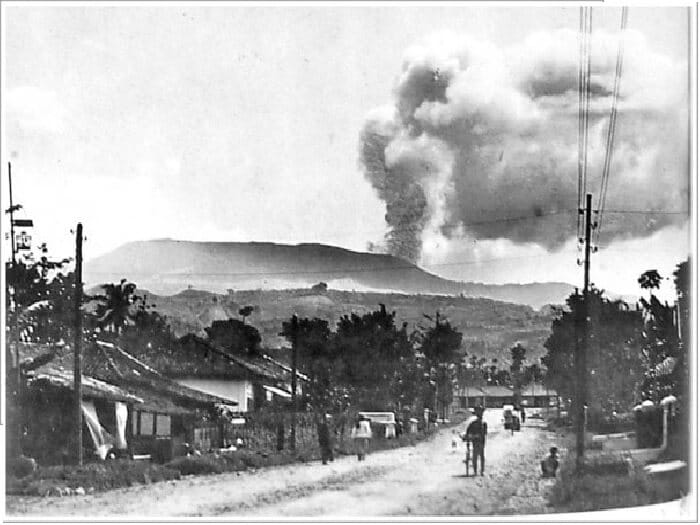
542 289 643 417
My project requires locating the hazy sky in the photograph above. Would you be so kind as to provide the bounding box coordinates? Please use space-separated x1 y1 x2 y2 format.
2 4 692 298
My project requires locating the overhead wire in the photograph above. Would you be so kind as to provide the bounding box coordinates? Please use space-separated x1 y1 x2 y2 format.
576 6 586 241
576 6 593 265
581 6 593 223
594 6 629 247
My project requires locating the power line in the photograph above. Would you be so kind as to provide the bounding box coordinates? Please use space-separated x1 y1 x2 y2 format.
576 7 586 240
602 209 689 216
595 6 629 247
579 6 593 244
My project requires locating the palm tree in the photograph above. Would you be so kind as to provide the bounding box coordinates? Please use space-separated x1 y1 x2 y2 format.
238 305 254 324
638 269 662 297
95 279 138 334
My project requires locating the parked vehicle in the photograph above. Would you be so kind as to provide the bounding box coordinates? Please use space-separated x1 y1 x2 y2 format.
358 411 397 438
502 404 514 430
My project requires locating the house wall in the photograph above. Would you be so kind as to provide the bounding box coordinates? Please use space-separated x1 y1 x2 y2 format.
177 378 253 412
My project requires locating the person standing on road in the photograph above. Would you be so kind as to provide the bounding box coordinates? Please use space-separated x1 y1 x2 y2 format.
352 415 372 461
465 406 487 476
318 414 335 465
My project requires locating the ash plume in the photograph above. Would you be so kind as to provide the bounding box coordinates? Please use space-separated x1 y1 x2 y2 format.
359 30 688 262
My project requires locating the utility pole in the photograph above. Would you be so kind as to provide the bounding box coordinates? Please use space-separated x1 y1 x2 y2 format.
5 162 23 459
290 314 298 451
74 223 83 465
8 163 17 264
576 193 593 470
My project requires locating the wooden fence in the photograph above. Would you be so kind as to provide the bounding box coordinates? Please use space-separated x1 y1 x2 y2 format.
223 410 386 454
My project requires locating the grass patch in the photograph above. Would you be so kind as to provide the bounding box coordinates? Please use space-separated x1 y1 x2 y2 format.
7 423 442 498
6 460 181 496
549 456 686 513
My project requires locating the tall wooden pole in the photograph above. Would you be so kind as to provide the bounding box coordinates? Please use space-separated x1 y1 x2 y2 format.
576 193 592 470
74 223 83 465
290 314 298 451
8 163 17 264
6 162 22 458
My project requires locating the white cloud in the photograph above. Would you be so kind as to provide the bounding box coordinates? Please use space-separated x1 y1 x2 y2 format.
5 86 67 134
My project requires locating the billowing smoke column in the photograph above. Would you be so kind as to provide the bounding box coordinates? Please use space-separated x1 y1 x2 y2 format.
360 30 688 262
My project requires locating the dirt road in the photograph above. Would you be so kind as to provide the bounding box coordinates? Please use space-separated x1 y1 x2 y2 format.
6 410 564 518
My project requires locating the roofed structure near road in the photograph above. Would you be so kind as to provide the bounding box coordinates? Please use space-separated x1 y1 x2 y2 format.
18 341 235 413
170 334 294 382
521 383 554 397
30 369 142 404
480 385 514 397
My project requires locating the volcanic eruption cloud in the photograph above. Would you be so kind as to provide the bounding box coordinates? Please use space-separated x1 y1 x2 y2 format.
360 30 689 264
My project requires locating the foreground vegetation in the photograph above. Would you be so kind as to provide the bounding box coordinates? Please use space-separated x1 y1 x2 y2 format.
7 425 443 497
549 455 688 513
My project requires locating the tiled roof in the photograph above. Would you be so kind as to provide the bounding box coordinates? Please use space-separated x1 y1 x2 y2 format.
18 342 231 412
169 335 288 382
480 385 514 397
30 369 142 404
89 341 231 406
520 383 556 397
261 354 309 382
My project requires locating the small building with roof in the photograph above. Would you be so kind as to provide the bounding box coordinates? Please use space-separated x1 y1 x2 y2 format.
167 334 305 412
17 340 235 465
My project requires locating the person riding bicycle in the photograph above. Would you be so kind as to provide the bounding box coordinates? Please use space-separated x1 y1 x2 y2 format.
464 406 487 476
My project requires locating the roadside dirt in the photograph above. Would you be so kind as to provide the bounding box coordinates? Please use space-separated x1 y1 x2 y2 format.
6 410 565 518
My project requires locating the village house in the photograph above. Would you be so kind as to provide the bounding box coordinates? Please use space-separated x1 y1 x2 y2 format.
519 382 558 409
17 340 236 465
164 334 305 412
451 382 558 416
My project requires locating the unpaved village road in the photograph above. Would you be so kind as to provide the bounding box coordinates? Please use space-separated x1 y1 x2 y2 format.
6 411 565 518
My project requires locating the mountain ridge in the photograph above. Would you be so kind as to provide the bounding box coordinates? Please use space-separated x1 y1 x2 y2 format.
84 239 576 308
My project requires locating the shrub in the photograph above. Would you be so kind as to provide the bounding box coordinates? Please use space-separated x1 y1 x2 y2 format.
6 460 180 496
10 456 38 478
166 455 224 476
548 457 678 513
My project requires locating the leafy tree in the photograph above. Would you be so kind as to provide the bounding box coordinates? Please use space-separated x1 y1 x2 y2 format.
489 364 498 384
94 279 139 334
671 259 690 403
334 304 413 410
238 305 254 323
205 318 262 356
117 296 176 362
419 312 462 418
510 343 527 406
638 265 687 404
638 269 662 296
281 316 338 415
522 363 543 384
495 369 511 386
6 258 85 344
542 290 643 420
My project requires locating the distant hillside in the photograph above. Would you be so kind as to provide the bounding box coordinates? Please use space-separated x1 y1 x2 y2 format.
142 288 557 363
84 239 575 309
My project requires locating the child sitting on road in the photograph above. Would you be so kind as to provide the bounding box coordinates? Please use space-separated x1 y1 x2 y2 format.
541 447 559 478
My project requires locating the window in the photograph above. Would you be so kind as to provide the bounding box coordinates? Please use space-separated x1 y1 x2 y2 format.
139 412 154 435
156 414 171 436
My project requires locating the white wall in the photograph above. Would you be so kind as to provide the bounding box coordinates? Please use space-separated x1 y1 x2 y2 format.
177 378 253 412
